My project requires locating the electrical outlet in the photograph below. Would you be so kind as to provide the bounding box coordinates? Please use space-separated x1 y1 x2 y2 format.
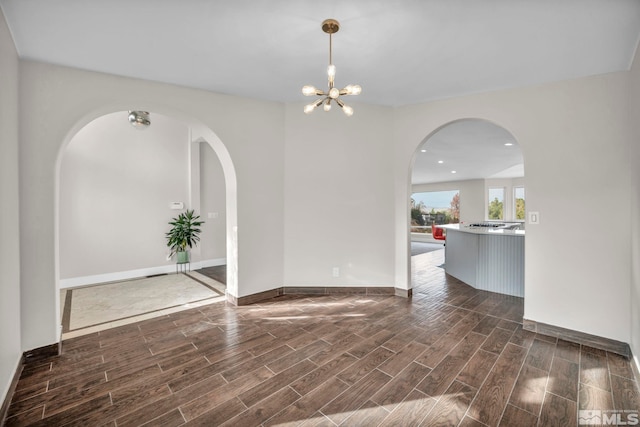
332 267 340 277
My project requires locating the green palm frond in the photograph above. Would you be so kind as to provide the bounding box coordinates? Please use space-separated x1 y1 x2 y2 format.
165 209 205 257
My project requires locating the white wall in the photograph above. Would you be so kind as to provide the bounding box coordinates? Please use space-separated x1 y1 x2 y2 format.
283 103 395 287
199 142 226 263
0 7 22 406
11 46 638 359
394 72 632 343
19 60 285 349
59 112 191 281
629 48 640 370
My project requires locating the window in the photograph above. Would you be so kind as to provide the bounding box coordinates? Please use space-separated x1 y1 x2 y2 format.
488 188 504 220
514 187 525 220
411 190 460 234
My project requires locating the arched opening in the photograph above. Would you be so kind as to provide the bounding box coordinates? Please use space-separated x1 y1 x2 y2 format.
54 109 238 337
408 118 525 294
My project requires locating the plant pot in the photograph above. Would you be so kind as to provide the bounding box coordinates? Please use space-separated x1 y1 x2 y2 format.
176 251 189 263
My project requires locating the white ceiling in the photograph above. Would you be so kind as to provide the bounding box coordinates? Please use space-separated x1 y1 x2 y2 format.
412 119 523 184
2 0 639 107
1 0 638 183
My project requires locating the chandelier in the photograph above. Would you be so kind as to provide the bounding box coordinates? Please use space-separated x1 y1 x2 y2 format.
302 19 361 116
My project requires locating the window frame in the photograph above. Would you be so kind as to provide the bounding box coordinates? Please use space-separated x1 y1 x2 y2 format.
487 187 505 220
513 186 525 221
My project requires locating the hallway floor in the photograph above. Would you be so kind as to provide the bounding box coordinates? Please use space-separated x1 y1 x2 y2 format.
60 270 226 340
5 250 640 426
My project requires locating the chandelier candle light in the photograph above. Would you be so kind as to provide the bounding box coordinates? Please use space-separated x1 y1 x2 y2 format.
302 19 361 116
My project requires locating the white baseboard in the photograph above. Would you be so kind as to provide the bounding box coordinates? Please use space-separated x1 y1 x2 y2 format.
59 258 227 289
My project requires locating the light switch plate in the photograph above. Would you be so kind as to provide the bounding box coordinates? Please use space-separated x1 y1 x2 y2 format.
529 211 540 224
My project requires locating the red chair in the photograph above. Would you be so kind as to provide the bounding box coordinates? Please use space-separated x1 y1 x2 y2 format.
432 224 446 241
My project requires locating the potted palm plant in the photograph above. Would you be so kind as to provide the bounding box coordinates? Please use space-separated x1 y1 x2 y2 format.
165 209 204 263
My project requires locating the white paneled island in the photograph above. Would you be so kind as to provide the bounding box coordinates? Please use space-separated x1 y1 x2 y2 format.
440 223 524 297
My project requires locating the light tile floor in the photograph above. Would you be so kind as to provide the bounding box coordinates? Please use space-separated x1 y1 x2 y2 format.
60 271 226 339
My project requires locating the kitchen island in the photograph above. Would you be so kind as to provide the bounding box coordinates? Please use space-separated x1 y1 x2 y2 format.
440 223 524 297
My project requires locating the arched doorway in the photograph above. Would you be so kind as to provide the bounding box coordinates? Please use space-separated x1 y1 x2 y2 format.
408 118 525 291
55 109 238 336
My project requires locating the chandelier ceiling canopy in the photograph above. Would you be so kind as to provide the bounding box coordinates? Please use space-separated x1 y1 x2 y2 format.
302 19 361 117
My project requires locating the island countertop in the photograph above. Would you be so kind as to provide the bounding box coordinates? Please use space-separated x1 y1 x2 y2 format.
439 223 525 236
441 222 524 297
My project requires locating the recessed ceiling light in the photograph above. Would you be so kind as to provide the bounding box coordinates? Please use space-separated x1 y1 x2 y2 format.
438 160 444 164
451 170 457 174
421 149 427 153
504 142 513 146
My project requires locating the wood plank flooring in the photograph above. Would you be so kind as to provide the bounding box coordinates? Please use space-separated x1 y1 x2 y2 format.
197 266 227 286
4 250 640 426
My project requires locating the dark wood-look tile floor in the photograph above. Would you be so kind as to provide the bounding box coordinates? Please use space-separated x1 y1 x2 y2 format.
197 266 226 286
5 250 640 426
